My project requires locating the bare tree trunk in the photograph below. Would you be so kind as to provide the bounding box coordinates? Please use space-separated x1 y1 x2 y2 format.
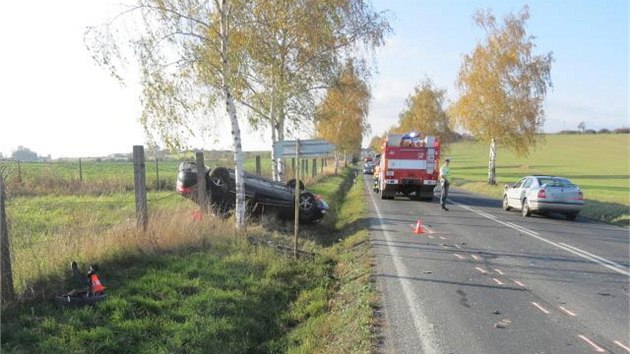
488 138 497 185
218 0 245 230
276 119 285 181
270 121 278 181
334 152 339 175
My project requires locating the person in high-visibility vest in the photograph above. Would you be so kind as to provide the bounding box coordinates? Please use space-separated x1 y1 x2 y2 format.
439 158 451 211
373 163 381 192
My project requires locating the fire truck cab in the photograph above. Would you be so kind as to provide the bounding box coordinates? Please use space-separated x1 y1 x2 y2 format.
376 132 440 200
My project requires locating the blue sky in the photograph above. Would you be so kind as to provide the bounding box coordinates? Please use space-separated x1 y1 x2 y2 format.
369 0 628 137
0 1 627 158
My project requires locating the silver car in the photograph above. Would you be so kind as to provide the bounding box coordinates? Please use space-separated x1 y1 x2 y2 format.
503 176 584 220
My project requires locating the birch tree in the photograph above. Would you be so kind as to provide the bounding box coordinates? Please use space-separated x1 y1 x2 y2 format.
315 61 371 174
240 0 390 181
397 79 453 143
368 135 384 152
86 0 249 229
450 6 553 184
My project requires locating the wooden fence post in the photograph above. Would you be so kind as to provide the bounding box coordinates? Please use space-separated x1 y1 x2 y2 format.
195 151 207 210
291 158 295 175
0 170 15 303
16 161 21 183
133 146 148 231
255 155 261 176
304 158 308 175
294 140 300 259
79 158 83 182
155 157 160 190
312 159 316 178
320 158 324 175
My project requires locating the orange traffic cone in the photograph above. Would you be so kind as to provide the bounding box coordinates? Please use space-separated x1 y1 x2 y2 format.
413 218 424 234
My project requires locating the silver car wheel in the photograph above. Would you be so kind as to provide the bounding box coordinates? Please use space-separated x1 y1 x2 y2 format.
522 199 531 217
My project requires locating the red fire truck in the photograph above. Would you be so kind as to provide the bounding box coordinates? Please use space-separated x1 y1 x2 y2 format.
375 132 440 200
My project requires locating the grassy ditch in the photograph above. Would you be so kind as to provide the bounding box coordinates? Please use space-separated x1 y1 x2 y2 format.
444 134 629 226
1 168 376 353
284 170 377 353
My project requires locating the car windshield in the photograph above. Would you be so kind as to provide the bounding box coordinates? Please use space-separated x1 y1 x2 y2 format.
537 177 575 188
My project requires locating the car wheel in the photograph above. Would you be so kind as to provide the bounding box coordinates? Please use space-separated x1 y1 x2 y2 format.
298 192 317 221
209 167 234 192
521 199 531 217
502 196 511 211
287 179 305 192
565 212 578 221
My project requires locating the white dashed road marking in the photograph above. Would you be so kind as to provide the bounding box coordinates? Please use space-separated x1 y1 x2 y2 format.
559 306 576 317
578 335 605 352
614 341 630 353
453 202 630 276
475 267 488 274
531 302 550 314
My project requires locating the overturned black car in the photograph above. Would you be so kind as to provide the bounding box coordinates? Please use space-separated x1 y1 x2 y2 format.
176 162 329 223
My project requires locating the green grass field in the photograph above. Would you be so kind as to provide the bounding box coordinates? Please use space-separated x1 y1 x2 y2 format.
3 152 331 196
444 134 630 224
2 167 376 353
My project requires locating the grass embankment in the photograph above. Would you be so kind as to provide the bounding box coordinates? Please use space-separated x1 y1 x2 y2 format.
1 168 376 353
445 134 629 225
286 170 376 353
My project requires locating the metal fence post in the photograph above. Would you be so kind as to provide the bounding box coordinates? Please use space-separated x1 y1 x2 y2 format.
312 159 316 178
255 155 261 176
294 140 300 259
133 146 148 231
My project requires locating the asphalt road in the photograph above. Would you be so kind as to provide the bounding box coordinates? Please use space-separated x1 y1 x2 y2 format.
365 175 629 354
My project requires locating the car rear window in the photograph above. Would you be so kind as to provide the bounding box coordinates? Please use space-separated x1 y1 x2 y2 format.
537 177 575 188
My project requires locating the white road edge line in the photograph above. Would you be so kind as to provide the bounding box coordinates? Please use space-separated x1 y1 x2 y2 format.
578 335 606 352
559 306 576 316
505 221 539 235
368 185 438 354
614 341 630 353
531 302 550 314
558 242 627 270
453 202 630 276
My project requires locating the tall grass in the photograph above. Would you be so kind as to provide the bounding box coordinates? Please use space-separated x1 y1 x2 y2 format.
1 166 367 354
